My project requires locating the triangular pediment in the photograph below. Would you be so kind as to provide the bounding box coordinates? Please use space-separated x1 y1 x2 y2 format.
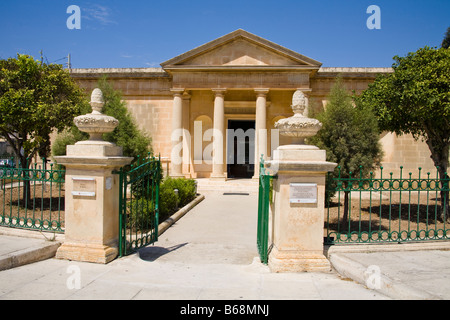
161 29 322 69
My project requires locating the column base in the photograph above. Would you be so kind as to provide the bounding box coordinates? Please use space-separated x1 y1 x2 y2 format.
56 242 118 264
268 246 331 273
209 174 227 181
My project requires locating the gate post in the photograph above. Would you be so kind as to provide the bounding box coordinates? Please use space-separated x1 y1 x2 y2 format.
55 88 132 264
266 145 336 272
265 89 336 272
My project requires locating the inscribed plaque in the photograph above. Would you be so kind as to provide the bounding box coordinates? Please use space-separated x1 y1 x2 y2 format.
72 177 96 197
289 183 317 204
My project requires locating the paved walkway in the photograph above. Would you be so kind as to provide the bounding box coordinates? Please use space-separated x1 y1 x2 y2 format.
0 191 449 301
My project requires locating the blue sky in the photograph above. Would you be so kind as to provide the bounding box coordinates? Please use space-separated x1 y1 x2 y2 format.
0 0 448 68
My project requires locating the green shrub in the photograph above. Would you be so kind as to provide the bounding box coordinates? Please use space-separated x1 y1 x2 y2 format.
126 177 197 228
126 198 155 231
158 178 197 222
159 185 177 222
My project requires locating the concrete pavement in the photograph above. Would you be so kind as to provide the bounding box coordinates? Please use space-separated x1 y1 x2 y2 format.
0 190 449 301
327 242 450 300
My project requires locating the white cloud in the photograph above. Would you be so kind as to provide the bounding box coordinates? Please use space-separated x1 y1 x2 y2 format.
82 4 116 25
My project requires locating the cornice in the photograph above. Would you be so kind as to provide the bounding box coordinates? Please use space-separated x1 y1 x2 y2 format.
69 68 169 79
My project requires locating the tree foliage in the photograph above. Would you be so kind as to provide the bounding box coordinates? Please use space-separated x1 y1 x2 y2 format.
0 54 87 167
358 46 450 219
312 78 382 176
442 27 450 49
358 47 450 173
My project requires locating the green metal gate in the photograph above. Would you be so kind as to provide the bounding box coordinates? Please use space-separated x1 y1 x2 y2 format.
117 155 161 257
257 157 272 264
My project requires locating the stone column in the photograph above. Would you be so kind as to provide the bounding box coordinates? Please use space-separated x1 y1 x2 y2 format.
182 92 191 176
55 89 133 264
171 88 185 178
210 89 226 180
253 89 269 178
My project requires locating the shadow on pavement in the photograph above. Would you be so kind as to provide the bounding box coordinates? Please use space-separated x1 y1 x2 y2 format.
138 243 188 262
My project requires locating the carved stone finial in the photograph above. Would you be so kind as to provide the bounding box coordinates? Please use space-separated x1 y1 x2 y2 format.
291 90 308 116
274 90 322 145
90 88 105 113
73 88 119 143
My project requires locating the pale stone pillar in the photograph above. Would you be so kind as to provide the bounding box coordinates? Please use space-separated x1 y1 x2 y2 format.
210 89 226 179
55 156 132 264
171 88 185 178
182 92 191 176
266 89 336 272
253 89 269 178
55 88 133 264
266 145 336 272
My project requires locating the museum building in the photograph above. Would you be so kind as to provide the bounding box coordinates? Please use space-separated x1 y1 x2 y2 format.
70 29 435 179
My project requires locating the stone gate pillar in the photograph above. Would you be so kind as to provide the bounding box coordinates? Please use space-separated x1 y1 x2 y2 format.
266 90 336 272
55 88 133 264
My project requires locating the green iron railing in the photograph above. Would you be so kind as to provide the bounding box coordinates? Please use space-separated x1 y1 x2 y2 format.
118 155 161 257
325 166 450 244
257 156 272 264
0 159 65 233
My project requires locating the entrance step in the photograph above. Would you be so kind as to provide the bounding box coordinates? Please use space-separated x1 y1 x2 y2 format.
195 178 259 195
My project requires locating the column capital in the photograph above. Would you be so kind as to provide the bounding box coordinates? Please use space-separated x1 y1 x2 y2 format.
170 88 185 96
182 91 191 100
254 88 270 97
212 88 227 97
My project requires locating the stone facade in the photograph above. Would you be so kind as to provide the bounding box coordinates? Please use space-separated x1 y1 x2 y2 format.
70 29 436 179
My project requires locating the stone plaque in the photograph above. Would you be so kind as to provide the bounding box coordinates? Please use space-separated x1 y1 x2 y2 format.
289 183 317 204
72 177 96 197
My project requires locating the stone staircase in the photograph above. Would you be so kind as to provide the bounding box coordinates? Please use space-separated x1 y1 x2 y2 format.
195 178 259 195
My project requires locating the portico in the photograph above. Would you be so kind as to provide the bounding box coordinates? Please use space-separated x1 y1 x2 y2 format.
162 29 321 179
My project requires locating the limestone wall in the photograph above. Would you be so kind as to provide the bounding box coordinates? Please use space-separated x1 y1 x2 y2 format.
378 132 436 177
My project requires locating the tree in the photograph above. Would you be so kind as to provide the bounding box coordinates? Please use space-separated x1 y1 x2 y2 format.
0 54 87 201
442 27 450 49
310 78 383 226
52 77 152 160
0 54 86 165
358 46 450 220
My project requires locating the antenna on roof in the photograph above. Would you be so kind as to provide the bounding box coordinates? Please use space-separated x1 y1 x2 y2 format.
67 54 72 69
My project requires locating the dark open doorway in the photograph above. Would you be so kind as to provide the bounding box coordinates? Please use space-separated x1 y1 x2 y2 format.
227 120 255 179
